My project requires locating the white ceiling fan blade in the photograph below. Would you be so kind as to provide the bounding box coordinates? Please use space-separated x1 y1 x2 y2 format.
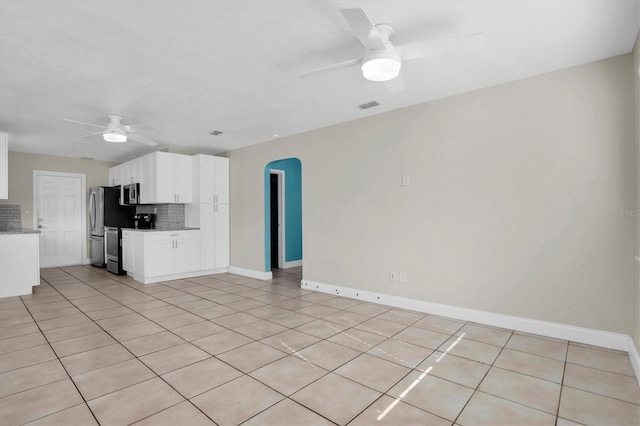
128 133 159 147
340 8 386 50
124 123 156 132
384 73 405 94
62 118 105 129
297 57 362 79
397 32 485 60
71 131 103 140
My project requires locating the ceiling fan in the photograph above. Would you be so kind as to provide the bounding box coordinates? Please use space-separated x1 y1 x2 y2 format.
63 114 159 146
298 8 485 82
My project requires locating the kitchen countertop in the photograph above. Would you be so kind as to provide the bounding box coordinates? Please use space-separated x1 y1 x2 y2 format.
121 227 200 232
0 228 41 235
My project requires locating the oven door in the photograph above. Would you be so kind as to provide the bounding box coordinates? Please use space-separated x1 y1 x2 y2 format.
105 227 124 275
104 227 120 263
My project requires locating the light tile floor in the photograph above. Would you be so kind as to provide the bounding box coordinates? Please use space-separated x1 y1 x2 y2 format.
0 266 638 425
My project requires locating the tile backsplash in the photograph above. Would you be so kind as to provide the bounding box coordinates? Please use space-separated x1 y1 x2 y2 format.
0 204 22 231
136 204 185 230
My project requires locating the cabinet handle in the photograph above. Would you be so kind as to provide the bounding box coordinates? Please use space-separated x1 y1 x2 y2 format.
177 194 179 202
176 240 178 249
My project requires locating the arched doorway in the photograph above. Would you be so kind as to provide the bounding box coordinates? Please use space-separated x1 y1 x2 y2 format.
264 158 302 272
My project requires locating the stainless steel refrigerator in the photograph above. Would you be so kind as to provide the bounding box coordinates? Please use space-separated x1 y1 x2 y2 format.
89 186 135 267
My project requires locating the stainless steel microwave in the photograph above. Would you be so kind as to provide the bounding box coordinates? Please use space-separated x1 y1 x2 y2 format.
122 183 140 205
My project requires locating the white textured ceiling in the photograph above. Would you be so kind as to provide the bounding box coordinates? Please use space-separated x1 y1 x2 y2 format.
0 0 638 162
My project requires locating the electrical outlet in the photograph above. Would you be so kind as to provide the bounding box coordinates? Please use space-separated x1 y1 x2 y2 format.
390 272 397 281
399 272 407 283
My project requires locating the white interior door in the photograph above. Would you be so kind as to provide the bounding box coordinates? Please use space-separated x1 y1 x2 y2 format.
34 171 85 267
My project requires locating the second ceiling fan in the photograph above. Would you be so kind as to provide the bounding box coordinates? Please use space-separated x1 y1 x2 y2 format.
298 8 485 82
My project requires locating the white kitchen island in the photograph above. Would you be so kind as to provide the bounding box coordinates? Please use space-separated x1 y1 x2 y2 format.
0 230 40 297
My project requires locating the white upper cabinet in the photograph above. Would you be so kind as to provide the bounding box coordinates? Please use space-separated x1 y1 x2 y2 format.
109 152 194 204
191 154 229 204
0 133 7 199
214 156 229 204
174 154 193 204
108 163 122 187
124 151 192 204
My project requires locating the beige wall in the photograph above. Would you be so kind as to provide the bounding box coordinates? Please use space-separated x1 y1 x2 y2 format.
0 151 117 257
634 30 640 353
226 54 635 335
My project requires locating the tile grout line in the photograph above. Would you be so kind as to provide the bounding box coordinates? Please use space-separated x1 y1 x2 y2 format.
15 278 102 426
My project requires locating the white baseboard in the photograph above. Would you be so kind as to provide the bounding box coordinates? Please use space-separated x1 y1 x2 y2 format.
629 337 640 384
301 279 633 353
282 260 303 269
130 267 229 284
228 266 273 281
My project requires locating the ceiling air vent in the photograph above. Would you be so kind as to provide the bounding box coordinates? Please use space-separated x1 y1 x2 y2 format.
209 130 223 136
358 101 381 110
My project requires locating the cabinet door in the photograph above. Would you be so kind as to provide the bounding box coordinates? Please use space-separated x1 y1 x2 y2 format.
174 237 200 273
214 157 229 204
198 155 216 204
109 164 122 186
198 204 216 270
214 204 229 268
108 167 117 187
122 235 134 273
145 239 175 277
139 154 153 204
155 152 176 203
174 154 192 203
0 133 6 199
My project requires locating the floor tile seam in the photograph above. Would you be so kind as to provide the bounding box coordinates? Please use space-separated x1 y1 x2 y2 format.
132 399 217 426
15 283 102 426
451 329 515 425
568 342 630 355
0 345 57 374
0 360 71 399
563 359 637 379
0 330 43 345
16 402 92 426
29 309 89 323
559 383 640 406
460 389 559 422
555 351 568 421
0 338 113 375
62 271 222 424
487 364 565 386
239 396 336 426
331 359 418 395
501 345 568 363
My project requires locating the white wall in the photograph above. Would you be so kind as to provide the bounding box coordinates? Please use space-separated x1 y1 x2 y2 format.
0 151 116 258
226 54 635 336
633 30 640 353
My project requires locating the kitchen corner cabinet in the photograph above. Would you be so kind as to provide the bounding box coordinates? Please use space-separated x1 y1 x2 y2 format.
122 230 200 283
0 132 8 199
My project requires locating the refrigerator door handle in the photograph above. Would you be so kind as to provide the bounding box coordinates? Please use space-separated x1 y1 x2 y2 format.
89 192 96 231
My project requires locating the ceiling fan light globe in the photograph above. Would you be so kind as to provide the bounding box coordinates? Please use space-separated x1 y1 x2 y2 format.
362 57 401 81
361 44 401 82
103 130 127 143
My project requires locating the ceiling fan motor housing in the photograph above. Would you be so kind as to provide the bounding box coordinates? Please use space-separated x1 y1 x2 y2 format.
362 39 402 81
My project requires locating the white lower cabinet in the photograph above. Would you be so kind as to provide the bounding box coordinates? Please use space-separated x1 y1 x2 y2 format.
122 230 200 283
185 203 229 271
122 231 135 273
